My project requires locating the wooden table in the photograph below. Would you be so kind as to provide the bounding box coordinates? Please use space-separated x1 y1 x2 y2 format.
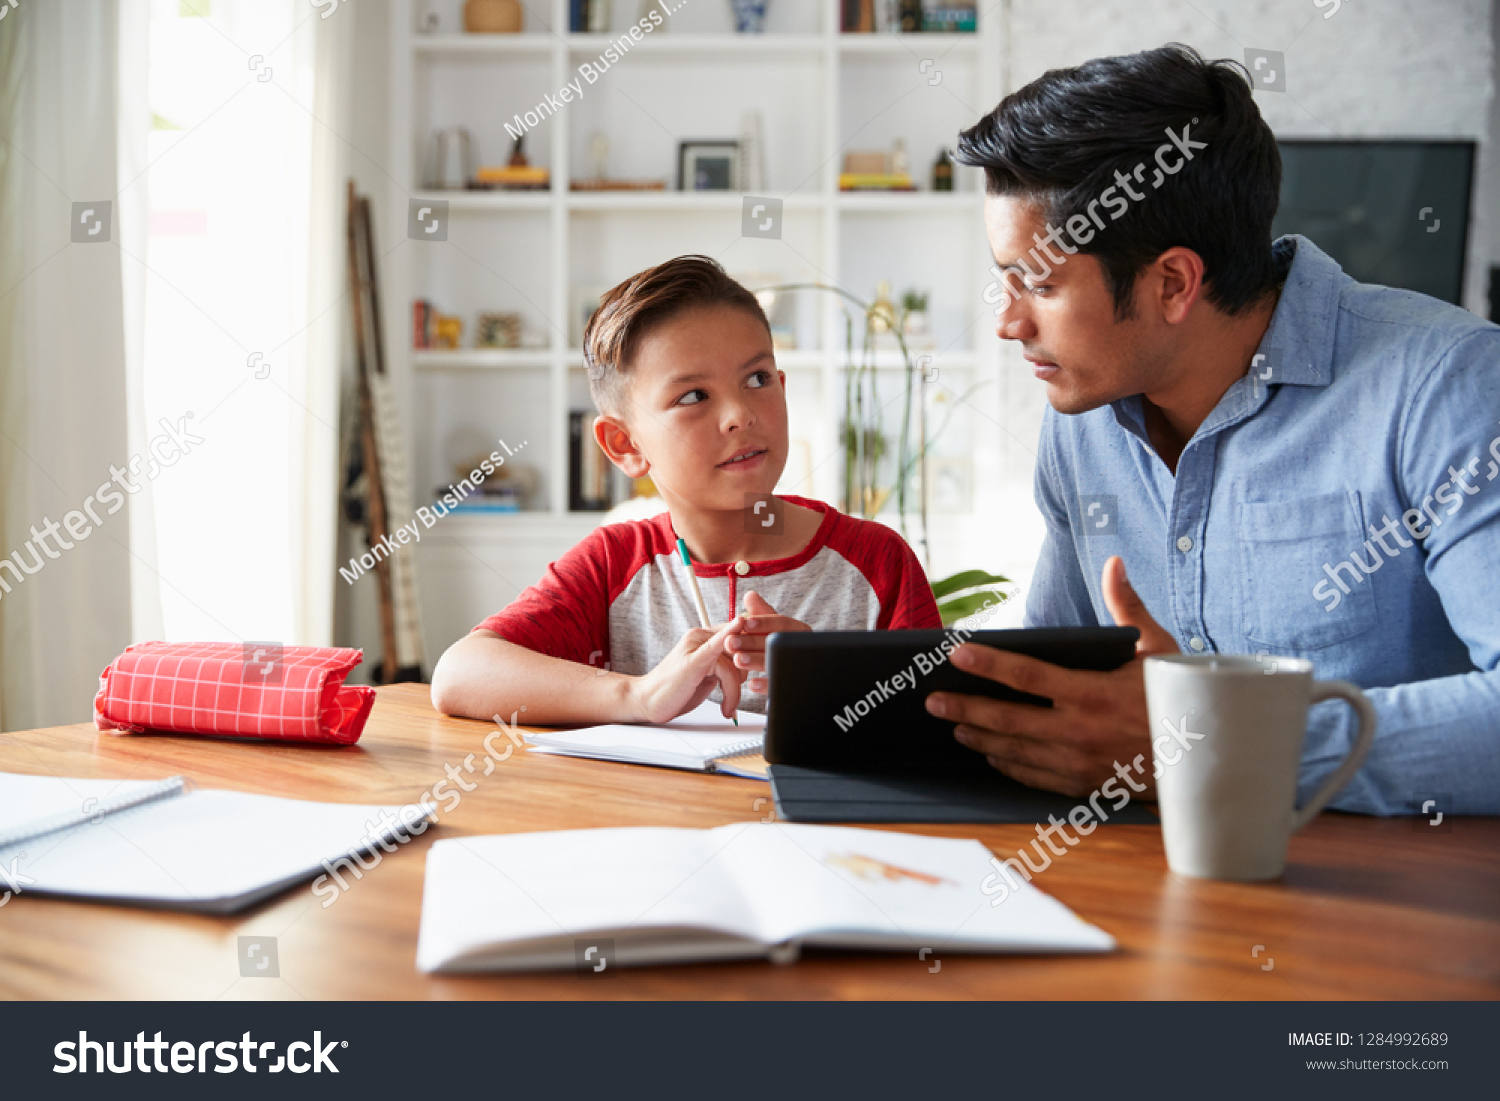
1 684 1495 1000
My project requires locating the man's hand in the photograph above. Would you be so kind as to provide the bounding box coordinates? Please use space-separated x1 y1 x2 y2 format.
923 557 1179 798
628 620 747 724
726 591 811 695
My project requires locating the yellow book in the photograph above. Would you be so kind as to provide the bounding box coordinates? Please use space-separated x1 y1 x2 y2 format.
839 173 915 190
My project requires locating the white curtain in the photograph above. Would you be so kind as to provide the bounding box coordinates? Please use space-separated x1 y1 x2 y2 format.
0 0 140 730
0 0 352 729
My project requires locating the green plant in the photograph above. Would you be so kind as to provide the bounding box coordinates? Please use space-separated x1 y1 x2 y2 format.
931 569 1011 627
761 282 993 567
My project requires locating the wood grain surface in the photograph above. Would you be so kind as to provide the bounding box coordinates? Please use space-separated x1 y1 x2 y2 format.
0 683 1495 1000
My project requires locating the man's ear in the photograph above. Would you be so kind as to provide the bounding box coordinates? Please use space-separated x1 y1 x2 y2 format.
594 414 649 478
1154 246 1205 325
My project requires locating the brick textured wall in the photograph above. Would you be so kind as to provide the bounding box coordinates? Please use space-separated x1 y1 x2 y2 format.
1004 0 1495 305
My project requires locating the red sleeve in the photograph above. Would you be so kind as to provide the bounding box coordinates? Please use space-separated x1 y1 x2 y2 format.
473 521 651 667
822 512 943 630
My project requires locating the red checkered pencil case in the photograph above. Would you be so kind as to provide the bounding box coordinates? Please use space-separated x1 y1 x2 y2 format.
94 641 377 745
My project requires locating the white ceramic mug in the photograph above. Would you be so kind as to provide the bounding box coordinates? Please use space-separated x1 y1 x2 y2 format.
1143 654 1377 880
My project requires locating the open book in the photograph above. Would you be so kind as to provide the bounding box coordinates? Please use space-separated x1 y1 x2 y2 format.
525 699 768 779
0 772 432 913
416 822 1114 972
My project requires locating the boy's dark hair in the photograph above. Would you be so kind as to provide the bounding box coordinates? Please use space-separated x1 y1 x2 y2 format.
584 255 770 414
955 43 1282 319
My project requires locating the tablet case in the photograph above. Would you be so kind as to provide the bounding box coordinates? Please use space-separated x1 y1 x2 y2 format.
765 627 1158 826
768 764 1157 825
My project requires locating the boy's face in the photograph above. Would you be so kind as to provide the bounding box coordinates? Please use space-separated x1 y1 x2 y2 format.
597 304 788 512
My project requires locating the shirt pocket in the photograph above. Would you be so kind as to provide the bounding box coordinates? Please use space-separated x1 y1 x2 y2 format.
1238 491 1378 651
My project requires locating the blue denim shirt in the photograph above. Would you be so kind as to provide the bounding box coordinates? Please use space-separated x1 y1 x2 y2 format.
1024 235 1500 815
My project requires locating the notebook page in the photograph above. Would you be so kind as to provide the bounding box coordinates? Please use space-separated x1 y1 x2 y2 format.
0 788 431 912
416 827 765 972
0 773 182 843
524 700 765 771
716 823 1115 953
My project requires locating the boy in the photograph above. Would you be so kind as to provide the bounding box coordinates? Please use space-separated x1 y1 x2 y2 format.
430 255 940 724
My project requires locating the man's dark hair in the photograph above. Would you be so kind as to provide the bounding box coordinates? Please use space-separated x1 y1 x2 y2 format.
584 254 769 414
956 43 1281 319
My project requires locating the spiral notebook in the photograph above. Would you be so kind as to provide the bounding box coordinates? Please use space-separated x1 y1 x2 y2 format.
524 700 768 779
0 771 433 912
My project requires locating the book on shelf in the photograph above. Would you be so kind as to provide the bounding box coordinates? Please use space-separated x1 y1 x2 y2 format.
473 165 550 190
444 488 523 513
842 0 976 33
572 0 609 34
413 298 432 349
839 173 917 191
569 179 668 191
568 410 613 512
924 2 977 32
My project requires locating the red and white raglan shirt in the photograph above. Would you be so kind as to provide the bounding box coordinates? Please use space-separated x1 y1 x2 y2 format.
474 495 941 713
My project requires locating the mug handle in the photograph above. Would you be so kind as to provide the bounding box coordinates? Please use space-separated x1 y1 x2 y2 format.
1289 680 1378 834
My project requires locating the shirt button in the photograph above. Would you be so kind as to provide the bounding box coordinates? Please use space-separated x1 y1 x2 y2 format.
1176 535 1194 552
1188 637 1206 652
734 561 750 576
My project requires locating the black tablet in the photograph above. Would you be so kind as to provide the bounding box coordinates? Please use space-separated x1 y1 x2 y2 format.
764 627 1140 775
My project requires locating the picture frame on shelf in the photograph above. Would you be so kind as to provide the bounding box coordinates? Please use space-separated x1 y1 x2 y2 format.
678 140 740 191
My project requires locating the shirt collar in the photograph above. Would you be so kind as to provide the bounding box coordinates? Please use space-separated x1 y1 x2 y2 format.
1257 233 1347 388
1108 233 1348 439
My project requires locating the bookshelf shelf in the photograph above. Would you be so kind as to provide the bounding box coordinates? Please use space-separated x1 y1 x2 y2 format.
566 33 826 55
567 192 824 212
413 189 552 211
413 34 554 55
413 350 553 369
385 0 1001 658
837 32 979 53
836 191 981 213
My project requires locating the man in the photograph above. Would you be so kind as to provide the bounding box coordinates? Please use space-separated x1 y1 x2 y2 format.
930 44 1499 814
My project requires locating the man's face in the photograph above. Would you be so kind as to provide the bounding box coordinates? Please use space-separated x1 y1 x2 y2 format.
613 304 788 511
983 194 1163 414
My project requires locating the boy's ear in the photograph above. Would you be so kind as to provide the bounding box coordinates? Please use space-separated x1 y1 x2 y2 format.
593 414 649 478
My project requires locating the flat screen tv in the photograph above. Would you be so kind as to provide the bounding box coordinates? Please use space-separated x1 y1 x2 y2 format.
1272 140 1476 305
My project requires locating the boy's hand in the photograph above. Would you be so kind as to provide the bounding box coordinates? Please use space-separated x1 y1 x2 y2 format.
628 619 747 724
727 590 810 695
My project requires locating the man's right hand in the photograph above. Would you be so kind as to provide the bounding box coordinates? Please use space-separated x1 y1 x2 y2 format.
627 619 747 724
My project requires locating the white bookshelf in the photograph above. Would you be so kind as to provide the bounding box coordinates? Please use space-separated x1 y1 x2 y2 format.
382 0 1006 658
